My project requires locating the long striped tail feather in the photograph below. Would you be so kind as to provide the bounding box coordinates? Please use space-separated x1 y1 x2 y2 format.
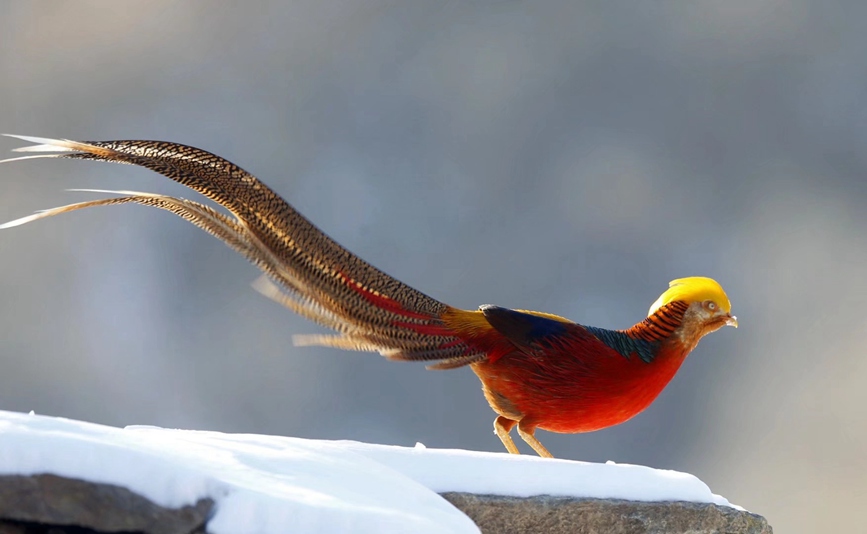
1 135 485 369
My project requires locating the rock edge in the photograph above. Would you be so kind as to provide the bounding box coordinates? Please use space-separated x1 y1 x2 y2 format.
0 474 772 533
0 474 212 534
442 492 773 534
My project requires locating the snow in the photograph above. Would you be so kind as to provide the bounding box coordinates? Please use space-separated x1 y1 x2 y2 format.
0 410 738 533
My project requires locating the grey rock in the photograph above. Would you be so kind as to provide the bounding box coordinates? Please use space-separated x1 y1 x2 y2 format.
0 474 212 534
441 493 773 534
0 473 773 533
0 523 25 534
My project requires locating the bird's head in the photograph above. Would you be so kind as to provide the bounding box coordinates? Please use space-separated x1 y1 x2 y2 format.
648 277 737 346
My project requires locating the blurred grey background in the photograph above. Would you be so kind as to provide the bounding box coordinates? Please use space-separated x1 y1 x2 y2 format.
1 1 864 531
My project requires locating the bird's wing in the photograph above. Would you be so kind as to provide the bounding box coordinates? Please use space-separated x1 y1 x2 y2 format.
479 306 572 349
469 305 656 366
430 305 597 366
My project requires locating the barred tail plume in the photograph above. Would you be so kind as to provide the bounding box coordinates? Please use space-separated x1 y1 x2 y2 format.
1 135 488 368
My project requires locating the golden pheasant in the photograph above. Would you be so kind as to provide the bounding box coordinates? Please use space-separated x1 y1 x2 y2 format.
1 135 737 457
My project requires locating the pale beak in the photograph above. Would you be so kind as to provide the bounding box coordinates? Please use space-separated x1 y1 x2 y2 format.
725 314 738 328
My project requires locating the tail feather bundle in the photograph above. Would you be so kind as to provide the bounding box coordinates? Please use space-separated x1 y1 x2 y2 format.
1 135 488 368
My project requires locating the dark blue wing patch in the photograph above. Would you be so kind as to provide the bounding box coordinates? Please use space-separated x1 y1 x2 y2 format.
480 305 569 348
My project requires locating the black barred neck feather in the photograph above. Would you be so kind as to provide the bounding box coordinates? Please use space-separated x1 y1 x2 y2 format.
631 301 689 342
584 301 690 364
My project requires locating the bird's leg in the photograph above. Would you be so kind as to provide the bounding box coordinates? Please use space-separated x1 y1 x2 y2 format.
517 421 553 458
493 416 520 454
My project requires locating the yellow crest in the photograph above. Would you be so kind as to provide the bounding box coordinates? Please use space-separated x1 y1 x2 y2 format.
647 277 731 317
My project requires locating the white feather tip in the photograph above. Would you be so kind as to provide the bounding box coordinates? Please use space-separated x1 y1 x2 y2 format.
3 134 80 153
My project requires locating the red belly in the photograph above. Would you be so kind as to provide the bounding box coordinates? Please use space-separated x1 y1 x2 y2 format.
473 347 689 434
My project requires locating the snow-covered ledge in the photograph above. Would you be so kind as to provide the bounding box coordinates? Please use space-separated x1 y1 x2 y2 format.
0 411 771 533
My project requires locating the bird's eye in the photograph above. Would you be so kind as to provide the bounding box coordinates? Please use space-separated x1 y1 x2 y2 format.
705 301 717 310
